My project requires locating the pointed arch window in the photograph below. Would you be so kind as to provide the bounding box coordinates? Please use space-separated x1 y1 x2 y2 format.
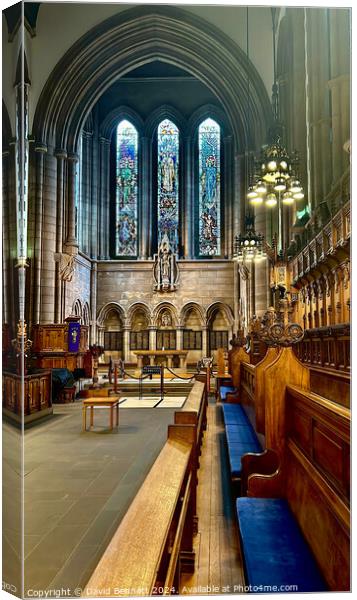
116 120 138 256
157 119 179 253
198 118 221 256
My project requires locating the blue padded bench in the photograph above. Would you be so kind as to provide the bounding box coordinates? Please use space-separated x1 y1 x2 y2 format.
236 497 328 593
220 385 238 401
222 404 262 480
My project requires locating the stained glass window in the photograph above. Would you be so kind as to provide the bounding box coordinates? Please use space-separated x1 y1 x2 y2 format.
116 120 138 256
157 119 179 253
198 118 221 256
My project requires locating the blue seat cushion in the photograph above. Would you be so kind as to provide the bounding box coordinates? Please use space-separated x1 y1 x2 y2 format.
236 498 328 592
220 385 238 401
226 426 258 445
222 404 248 426
227 441 262 478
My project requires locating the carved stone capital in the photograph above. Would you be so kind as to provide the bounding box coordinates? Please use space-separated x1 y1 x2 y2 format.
54 252 76 282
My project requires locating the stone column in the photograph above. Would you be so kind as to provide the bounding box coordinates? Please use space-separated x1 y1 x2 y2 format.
149 326 157 351
80 132 92 254
176 325 183 350
2 150 10 326
65 152 79 250
33 143 47 324
234 153 245 237
98 137 111 259
90 133 99 260
140 137 150 259
233 260 239 332
54 149 66 323
184 136 193 258
123 326 131 362
223 136 233 258
90 261 97 344
202 326 208 357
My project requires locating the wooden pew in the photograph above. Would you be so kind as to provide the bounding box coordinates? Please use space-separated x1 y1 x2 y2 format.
218 345 250 402
83 422 197 597
242 383 350 591
220 347 279 494
175 380 207 456
175 380 207 533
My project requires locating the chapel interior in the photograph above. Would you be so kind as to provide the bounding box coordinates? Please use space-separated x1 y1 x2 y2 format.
2 2 351 598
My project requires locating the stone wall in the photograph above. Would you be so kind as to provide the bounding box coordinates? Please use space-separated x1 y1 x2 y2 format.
96 259 235 363
64 255 92 320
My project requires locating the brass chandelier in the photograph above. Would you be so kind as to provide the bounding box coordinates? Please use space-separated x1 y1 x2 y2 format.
247 140 304 208
247 8 305 210
234 214 266 263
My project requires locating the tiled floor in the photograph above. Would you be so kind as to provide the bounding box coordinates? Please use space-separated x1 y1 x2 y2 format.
3 395 244 598
20 402 177 595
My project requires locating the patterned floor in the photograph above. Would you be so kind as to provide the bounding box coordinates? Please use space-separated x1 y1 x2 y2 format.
118 396 187 408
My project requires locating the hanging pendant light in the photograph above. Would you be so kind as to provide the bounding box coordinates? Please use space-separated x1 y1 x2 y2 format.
246 8 305 213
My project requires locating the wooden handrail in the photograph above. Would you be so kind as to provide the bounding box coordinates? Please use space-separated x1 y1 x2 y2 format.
164 472 192 592
183 381 205 412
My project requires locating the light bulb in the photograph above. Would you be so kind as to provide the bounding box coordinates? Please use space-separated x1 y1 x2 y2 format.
247 187 258 199
250 195 264 206
289 179 302 193
274 177 286 192
293 191 304 201
255 180 267 194
267 160 277 172
265 193 278 207
282 191 294 205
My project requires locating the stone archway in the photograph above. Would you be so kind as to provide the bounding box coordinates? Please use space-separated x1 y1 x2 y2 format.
33 5 271 152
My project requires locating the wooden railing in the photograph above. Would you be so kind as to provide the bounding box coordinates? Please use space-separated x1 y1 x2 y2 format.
294 324 350 372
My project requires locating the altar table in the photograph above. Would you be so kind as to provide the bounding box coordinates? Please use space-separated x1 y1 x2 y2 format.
133 350 188 369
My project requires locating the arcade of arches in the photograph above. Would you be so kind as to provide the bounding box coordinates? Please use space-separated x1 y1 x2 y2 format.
2 3 351 598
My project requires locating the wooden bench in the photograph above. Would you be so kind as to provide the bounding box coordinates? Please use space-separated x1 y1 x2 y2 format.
221 404 262 495
83 421 197 597
237 378 350 591
220 347 279 494
236 497 327 592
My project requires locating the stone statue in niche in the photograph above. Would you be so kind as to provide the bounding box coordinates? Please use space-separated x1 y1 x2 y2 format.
160 311 172 327
153 233 179 292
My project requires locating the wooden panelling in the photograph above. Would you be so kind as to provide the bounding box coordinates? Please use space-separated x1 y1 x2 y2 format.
309 367 350 408
313 424 344 486
264 348 310 457
3 370 52 416
228 346 250 388
286 385 350 502
32 324 89 371
253 347 279 434
290 410 311 454
286 441 350 591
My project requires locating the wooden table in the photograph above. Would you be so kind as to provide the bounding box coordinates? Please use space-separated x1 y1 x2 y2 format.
82 396 120 432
